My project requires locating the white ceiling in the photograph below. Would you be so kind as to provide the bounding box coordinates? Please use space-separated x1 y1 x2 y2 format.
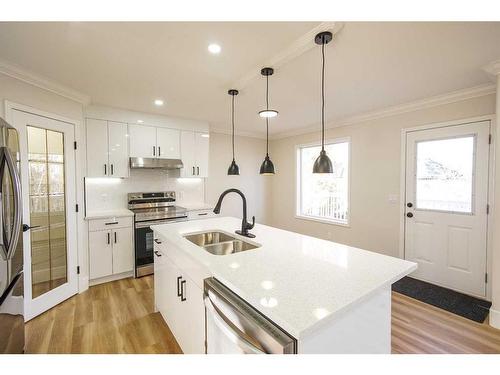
0 22 499 137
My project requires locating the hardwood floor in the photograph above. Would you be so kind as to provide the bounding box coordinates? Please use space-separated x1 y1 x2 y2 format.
26 275 500 354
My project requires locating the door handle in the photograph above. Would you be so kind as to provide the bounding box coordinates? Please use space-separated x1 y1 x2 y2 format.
177 276 182 297
22 224 41 232
180 279 186 301
0 147 22 261
406 212 414 218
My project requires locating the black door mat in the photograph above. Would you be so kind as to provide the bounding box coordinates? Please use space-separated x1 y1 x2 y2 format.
392 276 492 323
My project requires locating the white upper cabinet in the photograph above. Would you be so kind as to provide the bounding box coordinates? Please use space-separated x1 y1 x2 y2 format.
107 122 129 177
129 124 157 158
181 131 209 177
86 119 109 178
86 119 129 178
157 128 181 159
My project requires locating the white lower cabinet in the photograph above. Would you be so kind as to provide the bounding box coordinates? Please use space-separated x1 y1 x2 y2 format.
88 217 134 283
154 240 206 354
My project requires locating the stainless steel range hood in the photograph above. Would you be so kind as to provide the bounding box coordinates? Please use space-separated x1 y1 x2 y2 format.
129 157 183 170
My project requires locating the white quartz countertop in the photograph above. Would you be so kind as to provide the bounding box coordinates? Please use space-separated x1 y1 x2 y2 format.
177 202 214 211
85 209 135 220
151 217 416 339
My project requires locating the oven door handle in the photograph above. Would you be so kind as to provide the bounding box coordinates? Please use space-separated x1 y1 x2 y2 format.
134 218 188 228
204 295 266 354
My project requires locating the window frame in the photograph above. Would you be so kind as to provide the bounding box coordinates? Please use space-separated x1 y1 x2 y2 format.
295 137 351 227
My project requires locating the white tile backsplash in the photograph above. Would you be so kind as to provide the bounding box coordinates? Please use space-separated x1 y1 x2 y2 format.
85 169 205 213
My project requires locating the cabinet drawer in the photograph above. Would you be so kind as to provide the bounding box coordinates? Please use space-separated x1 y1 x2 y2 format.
88 216 133 231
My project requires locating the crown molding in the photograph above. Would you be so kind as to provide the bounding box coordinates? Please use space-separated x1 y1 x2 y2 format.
209 126 266 140
0 58 91 105
270 83 497 140
483 59 500 77
230 22 344 91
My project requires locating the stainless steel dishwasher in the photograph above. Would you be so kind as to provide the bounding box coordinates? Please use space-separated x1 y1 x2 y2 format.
204 277 297 354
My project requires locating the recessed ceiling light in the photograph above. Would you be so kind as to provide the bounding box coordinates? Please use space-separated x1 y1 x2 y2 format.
137 119 144 123
208 43 221 54
154 99 164 106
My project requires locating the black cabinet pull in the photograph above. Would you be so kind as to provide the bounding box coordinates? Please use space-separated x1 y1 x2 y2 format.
105 221 118 225
192 166 195 175
153 146 156 156
107 232 110 244
177 276 182 297
197 166 199 175
158 147 161 156
114 231 117 243
154 238 162 244
111 164 114 175
180 280 186 301
154 250 162 257
104 164 107 175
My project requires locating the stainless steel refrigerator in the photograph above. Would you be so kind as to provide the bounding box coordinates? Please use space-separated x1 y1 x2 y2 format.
0 117 24 354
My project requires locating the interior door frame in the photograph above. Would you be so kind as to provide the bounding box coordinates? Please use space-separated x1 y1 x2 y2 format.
399 114 496 301
4 100 86 318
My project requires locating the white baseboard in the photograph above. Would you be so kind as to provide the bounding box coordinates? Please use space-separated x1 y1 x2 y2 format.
89 271 134 287
490 307 500 329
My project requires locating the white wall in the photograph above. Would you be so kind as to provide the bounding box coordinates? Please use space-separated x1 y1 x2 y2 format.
206 132 271 225
268 94 496 259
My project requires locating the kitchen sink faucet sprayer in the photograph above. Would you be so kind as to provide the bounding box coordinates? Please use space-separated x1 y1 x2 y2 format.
213 188 255 238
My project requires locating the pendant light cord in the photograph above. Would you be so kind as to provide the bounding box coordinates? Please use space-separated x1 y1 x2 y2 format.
266 75 270 156
231 94 235 160
321 40 326 151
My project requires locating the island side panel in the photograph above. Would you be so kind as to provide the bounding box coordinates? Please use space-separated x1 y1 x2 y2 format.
298 286 392 354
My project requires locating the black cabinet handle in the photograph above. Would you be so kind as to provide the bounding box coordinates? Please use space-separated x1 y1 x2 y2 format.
406 212 414 218
180 280 186 301
198 213 208 216
158 147 161 156
105 222 118 225
154 250 162 257
192 166 195 175
111 164 114 175
197 166 199 175
153 146 156 156
104 164 107 175
107 232 110 244
154 238 162 244
177 276 182 297
114 231 117 243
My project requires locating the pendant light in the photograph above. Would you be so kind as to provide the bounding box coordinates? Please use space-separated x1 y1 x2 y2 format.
313 31 333 174
259 67 275 175
227 89 240 175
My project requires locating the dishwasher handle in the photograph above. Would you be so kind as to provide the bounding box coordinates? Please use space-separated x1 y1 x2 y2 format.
204 295 265 354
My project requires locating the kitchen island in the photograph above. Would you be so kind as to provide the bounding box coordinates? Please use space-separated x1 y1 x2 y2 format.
151 217 416 354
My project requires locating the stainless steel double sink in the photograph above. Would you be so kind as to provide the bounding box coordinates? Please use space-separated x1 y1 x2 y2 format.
183 231 260 255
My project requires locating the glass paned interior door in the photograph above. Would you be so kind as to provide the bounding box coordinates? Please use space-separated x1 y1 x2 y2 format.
415 135 475 214
27 126 67 298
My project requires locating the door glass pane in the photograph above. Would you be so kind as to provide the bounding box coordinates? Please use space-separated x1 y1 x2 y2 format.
415 136 475 213
27 126 67 298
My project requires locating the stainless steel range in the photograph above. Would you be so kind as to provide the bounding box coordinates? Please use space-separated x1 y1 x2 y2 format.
128 191 187 277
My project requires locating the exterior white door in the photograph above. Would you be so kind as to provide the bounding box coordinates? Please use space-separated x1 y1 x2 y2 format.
11 109 78 320
404 120 490 297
